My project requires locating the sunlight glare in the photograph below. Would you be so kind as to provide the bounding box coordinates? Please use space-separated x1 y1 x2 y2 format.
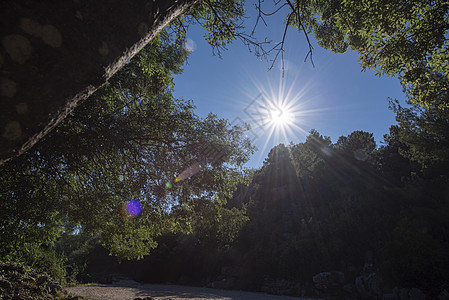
269 105 293 126
238 69 331 164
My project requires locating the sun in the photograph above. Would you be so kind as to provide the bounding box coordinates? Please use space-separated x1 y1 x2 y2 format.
268 105 293 126
237 69 331 165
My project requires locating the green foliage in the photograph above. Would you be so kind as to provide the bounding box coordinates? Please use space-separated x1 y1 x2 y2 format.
0 28 254 262
1 245 67 284
389 99 449 178
379 212 449 289
189 198 249 248
289 0 449 108
231 120 449 292
186 0 245 54
1 1 448 293
0 261 72 300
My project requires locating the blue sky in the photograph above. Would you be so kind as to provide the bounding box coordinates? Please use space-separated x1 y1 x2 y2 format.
173 6 406 168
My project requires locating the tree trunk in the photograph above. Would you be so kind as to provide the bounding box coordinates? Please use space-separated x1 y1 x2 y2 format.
0 0 198 164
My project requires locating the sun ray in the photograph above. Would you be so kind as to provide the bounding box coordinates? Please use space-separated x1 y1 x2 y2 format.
234 67 339 166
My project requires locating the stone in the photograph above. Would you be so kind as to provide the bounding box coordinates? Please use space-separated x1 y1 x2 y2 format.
313 271 345 291
400 288 410 300
409 288 426 300
355 273 382 299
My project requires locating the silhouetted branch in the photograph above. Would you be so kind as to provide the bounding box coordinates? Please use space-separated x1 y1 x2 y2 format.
286 0 314 67
188 0 316 72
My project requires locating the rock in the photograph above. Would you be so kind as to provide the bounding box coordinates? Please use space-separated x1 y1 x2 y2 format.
355 273 381 299
313 271 345 291
409 288 425 300
438 289 449 300
400 288 410 300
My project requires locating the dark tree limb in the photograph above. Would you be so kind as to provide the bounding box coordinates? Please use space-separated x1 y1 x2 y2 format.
0 0 199 164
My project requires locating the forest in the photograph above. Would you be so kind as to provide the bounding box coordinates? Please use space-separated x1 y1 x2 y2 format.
1 0 448 299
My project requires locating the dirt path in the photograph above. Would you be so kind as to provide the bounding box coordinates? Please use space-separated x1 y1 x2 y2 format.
67 280 320 300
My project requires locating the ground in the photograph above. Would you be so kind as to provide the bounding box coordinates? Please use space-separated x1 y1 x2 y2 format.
67 280 320 300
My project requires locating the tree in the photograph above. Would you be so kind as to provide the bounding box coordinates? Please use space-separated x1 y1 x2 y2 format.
335 130 376 162
375 100 449 290
265 0 448 108
0 30 254 261
375 125 416 185
0 0 254 163
389 99 449 179
4 0 447 163
0 0 201 163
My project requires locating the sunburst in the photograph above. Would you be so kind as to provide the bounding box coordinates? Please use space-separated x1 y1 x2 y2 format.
239 70 329 163
269 104 293 126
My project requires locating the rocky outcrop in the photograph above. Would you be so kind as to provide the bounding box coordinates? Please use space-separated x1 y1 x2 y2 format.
0 0 198 164
355 272 382 299
312 271 345 298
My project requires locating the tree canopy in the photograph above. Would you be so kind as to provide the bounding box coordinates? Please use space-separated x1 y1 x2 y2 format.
1 1 449 297
290 0 449 108
0 30 254 261
234 0 448 108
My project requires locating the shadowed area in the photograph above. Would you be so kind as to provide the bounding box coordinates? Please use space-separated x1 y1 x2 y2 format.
67 280 318 300
0 0 197 164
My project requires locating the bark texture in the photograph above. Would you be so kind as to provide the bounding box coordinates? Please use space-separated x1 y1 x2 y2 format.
0 0 197 164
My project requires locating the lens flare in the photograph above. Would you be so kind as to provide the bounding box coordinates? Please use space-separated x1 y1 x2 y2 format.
354 150 368 161
120 199 142 218
175 160 206 182
236 64 336 168
165 182 173 188
183 38 196 53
